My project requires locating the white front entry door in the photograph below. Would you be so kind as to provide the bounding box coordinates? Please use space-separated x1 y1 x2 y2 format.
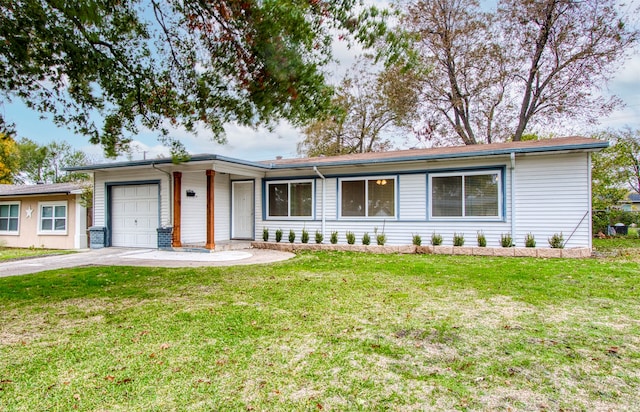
232 181 254 239
111 184 159 248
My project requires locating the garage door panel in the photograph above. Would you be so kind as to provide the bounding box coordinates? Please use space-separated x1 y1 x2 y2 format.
111 184 159 248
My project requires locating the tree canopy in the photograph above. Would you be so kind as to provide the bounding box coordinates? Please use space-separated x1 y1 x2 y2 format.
15 138 90 184
0 0 389 157
0 133 20 183
402 0 638 145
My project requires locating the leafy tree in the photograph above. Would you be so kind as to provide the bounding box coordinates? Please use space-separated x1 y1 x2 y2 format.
591 129 640 210
0 0 389 158
16 139 90 184
298 60 418 157
402 0 638 145
0 133 20 183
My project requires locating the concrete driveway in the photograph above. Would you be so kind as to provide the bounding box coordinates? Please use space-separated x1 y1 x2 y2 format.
0 247 295 278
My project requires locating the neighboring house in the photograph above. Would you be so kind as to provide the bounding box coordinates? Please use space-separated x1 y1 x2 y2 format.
621 193 640 211
66 137 607 251
0 183 89 249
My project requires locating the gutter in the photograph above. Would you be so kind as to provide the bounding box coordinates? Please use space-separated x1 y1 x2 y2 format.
152 163 173 226
313 166 326 239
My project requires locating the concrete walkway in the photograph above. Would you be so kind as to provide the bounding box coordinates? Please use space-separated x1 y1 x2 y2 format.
0 247 295 278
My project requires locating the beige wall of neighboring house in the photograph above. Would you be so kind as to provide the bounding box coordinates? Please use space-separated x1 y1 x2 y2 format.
0 192 87 249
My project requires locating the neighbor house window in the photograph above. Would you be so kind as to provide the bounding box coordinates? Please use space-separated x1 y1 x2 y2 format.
430 171 501 219
38 201 68 234
340 177 396 218
0 202 20 234
266 180 313 218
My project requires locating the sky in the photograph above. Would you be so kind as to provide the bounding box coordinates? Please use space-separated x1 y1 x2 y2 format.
1 1 639 164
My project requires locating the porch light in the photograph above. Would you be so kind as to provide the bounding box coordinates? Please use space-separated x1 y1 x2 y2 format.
376 179 387 186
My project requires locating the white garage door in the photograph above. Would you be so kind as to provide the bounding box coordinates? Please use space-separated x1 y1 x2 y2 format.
111 184 159 248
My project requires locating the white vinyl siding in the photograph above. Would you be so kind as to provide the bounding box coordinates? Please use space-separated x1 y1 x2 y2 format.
214 173 230 243
180 172 207 244
514 153 590 248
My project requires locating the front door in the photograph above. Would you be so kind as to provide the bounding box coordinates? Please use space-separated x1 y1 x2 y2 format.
232 181 254 239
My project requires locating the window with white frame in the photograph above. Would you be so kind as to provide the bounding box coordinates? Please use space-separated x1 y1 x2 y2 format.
266 180 313 218
430 171 501 219
38 201 68 234
0 202 20 234
340 177 396 218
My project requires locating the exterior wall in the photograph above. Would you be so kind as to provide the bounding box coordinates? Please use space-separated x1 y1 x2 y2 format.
180 171 207 244
214 173 231 243
0 194 86 249
514 153 591 248
256 152 592 248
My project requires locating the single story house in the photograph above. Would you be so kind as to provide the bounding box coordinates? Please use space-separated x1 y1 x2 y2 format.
622 193 640 212
0 183 89 249
66 137 607 251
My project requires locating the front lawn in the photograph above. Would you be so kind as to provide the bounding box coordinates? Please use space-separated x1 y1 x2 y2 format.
1 253 639 410
0 247 74 261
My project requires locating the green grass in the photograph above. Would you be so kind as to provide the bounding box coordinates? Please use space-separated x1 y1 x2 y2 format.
0 247 74 261
593 236 640 253
1 252 640 410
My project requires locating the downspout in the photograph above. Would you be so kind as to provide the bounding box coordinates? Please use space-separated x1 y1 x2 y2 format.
313 166 326 239
152 163 172 226
510 152 516 240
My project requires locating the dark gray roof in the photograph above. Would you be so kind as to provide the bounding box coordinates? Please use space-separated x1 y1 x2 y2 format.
64 136 608 172
0 182 88 197
629 193 640 203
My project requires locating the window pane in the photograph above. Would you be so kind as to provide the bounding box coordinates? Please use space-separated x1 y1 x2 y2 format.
0 205 8 218
465 174 498 216
54 206 66 217
432 176 463 217
341 180 365 216
290 183 312 216
268 184 288 217
54 218 66 231
368 179 395 217
0 219 7 231
9 218 18 231
41 219 52 231
42 206 53 218
10 204 18 217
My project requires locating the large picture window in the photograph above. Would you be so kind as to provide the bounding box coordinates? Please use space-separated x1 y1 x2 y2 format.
430 171 501 219
0 202 20 234
267 180 313 218
38 201 68 234
340 177 395 218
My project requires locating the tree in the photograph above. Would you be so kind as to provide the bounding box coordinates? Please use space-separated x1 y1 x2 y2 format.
0 0 389 157
298 61 419 157
405 0 512 145
0 133 20 183
402 0 638 145
591 129 640 210
16 139 90 184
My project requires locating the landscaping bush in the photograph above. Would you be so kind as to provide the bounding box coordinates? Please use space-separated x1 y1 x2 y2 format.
431 232 443 246
477 232 487 247
412 234 422 246
453 233 465 246
330 231 339 244
525 233 536 248
315 230 323 244
362 232 371 245
548 232 565 249
346 231 355 245
301 228 309 244
288 230 296 243
262 227 269 242
275 229 283 243
501 233 514 247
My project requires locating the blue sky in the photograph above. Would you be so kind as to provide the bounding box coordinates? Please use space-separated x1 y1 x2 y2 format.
1 1 639 163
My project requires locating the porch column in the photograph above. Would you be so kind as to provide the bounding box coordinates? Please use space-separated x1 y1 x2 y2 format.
172 171 182 247
206 170 215 250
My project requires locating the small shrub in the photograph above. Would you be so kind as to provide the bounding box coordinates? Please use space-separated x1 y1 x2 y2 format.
301 228 309 244
315 230 323 244
548 232 565 249
431 232 443 246
346 231 356 245
376 233 386 246
275 229 283 243
330 231 339 244
453 233 465 246
525 233 536 248
288 230 296 243
477 231 487 247
262 227 269 242
500 233 514 247
412 234 422 246
362 232 371 245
